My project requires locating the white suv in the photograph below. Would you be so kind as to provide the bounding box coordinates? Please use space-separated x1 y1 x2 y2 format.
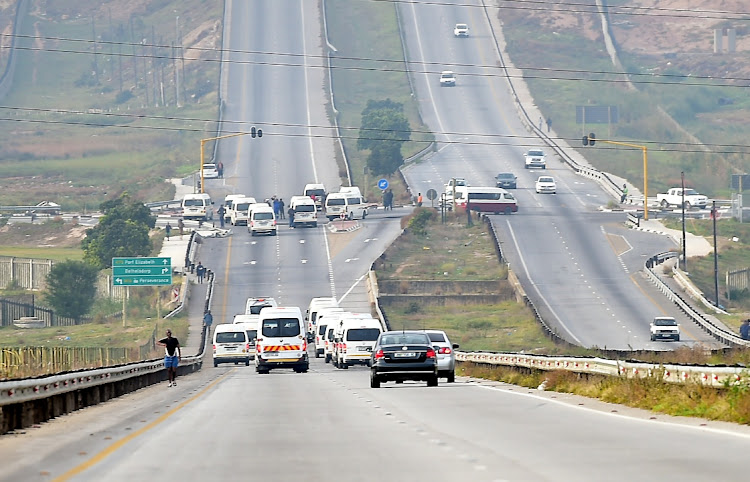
650 317 680 341
453 23 469 37
524 149 547 169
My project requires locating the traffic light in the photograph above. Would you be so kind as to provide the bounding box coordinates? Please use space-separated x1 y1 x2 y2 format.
251 126 263 138
582 133 596 146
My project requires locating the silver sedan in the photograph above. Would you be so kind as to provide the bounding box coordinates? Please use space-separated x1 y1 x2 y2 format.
423 330 459 383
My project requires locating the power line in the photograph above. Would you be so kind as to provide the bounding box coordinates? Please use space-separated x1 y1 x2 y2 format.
0 106 748 156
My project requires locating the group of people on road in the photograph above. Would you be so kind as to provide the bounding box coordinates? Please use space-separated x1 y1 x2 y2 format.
271 197 286 219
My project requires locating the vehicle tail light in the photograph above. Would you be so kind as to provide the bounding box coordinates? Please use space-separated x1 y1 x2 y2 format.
303 340 307 351
212 344 216 352
439 347 452 355
342 343 347 353
272 220 277 226
374 349 385 359
426 349 436 359
245 343 250 351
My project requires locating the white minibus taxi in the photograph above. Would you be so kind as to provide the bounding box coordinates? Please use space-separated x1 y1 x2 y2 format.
289 195 318 228
255 307 308 373
182 193 214 221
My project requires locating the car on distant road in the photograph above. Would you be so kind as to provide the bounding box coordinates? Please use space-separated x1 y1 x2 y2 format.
524 149 547 169
370 331 438 388
495 172 517 189
535 176 557 194
453 23 469 37
202 163 219 179
423 330 459 383
650 317 680 341
440 71 456 87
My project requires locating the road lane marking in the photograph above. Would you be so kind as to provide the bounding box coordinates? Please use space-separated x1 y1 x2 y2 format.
54 371 235 481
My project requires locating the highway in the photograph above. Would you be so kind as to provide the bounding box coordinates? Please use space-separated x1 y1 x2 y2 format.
2 1 745 480
397 0 720 349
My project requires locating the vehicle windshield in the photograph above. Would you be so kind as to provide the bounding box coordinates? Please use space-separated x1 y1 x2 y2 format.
539 177 554 183
328 198 345 206
379 333 430 346
654 318 677 326
236 203 251 211
441 73 454 79
216 332 245 343
306 189 325 197
456 24 467 29
203 164 217 170
254 212 274 220
295 204 315 212
346 328 381 341
262 318 301 337
683 189 699 196
497 173 514 179
427 333 446 343
183 199 205 207
528 150 544 157
248 303 272 315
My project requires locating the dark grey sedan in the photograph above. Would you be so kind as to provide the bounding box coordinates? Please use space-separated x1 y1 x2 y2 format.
495 172 517 189
370 331 438 388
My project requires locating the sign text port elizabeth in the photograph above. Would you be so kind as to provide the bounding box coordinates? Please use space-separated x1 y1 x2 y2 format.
112 257 172 286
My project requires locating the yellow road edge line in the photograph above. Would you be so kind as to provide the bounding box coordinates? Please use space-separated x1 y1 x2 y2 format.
54 370 234 481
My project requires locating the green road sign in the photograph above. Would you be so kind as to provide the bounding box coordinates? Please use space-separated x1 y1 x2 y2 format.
113 265 172 276
113 276 172 286
112 257 172 286
113 257 171 267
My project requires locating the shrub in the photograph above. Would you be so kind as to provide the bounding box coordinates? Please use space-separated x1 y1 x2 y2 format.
405 302 421 314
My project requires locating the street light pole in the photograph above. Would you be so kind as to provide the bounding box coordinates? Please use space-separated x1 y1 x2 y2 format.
681 171 687 271
712 200 719 308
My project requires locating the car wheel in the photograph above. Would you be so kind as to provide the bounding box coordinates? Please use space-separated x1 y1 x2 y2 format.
256 367 269 374
313 222 318 228
661 200 670 208
370 374 381 388
675 336 680 342
341 362 349 369
504 207 512 215
251 231 256 236
245 360 250 366
213 360 218 367
650 335 656 341
325 354 331 363
315 351 320 358
332 358 338 368
273 230 277 236
427 376 439 387
447 372 455 383
684 202 691 210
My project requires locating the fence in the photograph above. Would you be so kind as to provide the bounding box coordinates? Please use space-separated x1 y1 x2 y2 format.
726 267 750 299
0 256 53 290
0 346 133 379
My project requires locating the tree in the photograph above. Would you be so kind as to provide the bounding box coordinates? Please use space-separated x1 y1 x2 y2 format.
82 219 152 268
45 260 99 324
357 99 411 175
82 193 155 268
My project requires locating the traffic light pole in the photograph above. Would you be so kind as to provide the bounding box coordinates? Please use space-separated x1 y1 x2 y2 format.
200 127 262 193
583 134 649 220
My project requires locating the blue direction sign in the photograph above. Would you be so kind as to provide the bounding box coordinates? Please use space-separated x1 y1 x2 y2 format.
112 257 172 286
378 179 389 190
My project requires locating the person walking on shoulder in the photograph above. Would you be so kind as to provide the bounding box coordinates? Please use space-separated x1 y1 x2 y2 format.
217 204 226 228
178 218 184 238
165 222 172 241
203 310 214 331
157 329 181 387
620 184 629 204
196 261 206 284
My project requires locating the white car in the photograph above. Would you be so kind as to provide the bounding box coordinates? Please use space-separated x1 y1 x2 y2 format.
453 23 469 37
650 317 680 342
535 176 556 194
439 71 456 87
423 330 459 383
202 163 219 179
524 149 547 169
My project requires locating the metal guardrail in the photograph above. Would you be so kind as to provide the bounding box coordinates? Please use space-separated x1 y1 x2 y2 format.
457 352 749 388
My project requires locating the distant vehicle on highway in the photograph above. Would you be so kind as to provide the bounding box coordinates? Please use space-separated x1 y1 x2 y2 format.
650 317 680 341
423 330 459 383
370 331 439 388
245 297 277 315
202 163 219 179
495 172 517 189
453 23 469 37
657 188 708 210
524 149 547 169
457 187 517 215
181 193 214 221
439 71 456 86
535 176 556 194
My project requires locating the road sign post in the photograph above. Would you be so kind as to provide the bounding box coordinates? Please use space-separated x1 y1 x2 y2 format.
378 179 389 191
113 257 173 327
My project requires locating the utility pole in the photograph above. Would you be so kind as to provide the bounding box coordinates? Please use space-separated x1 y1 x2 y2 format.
712 200 719 308
681 171 687 271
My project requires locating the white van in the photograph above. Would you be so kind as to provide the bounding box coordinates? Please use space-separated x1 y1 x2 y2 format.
230 196 257 226
245 297 277 315
303 183 326 210
312 306 345 346
306 297 338 332
325 191 368 221
213 323 251 367
223 194 245 224
182 193 214 221
330 312 371 367
248 204 277 236
255 307 308 373
232 314 259 359
324 325 336 363
289 195 318 228
333 315 383 369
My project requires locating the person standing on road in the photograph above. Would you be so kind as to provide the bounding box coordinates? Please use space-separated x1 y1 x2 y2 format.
273 198 281 219
417 193 423 207
385 189 394 211
621 184 629 204
288 206 295 228
203 310 214 331
217 161 224 178
546 117 552 133
741 319 750 340
157 329 181 387
196 261 206 284
279 198 285 219
165 222 172 241
178 218 184 238
217 204 226 228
